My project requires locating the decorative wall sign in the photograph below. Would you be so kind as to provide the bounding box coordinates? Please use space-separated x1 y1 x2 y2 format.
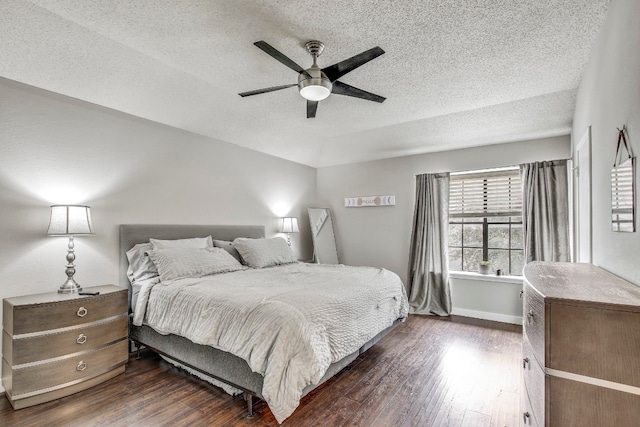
345 195 396 207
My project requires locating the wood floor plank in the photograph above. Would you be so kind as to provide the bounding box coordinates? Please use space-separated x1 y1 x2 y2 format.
0 315 522 427
461 410 492 427
490 390 520 427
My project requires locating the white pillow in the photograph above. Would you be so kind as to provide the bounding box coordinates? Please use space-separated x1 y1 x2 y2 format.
126 243 158 284
233 237 297 269
149 236 213 250
146 247 246 281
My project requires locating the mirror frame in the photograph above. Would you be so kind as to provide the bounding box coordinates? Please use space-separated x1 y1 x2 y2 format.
611 156 636 232
308 207 339 264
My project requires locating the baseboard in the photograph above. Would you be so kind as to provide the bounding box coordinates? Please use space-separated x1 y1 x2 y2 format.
452 307 522 325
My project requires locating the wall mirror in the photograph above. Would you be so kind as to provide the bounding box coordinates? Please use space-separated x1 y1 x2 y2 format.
611 157 635 232
308 207 339 264
611 127 635 232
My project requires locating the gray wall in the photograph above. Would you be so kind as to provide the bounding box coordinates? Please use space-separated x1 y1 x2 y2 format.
317 136 571 284
572 0 640 285
0 78 316 386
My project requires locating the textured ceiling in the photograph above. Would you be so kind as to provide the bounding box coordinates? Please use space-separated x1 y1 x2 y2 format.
0 0 609 167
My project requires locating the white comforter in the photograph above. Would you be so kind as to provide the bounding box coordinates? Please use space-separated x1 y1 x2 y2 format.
134 262 409 423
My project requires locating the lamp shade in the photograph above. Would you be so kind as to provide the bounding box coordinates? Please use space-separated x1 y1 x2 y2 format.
280 217 299 234
47 205 94 236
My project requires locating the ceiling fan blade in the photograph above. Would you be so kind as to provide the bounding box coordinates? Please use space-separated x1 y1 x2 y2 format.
238 84 297 97
331 81 386 103
322 46 385 82
307 100 318 118
254 41 311 78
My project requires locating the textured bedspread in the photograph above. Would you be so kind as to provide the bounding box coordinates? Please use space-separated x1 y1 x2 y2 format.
135 262 408 423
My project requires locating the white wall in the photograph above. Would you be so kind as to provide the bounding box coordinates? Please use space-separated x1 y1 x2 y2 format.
0 78 317 387
317 136 569 324
572 0 640 285
450 273 523 324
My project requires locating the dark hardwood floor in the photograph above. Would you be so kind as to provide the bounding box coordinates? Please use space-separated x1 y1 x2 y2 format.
1 315 522 427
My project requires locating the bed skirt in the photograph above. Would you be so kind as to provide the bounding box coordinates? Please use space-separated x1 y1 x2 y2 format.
129 317 402 400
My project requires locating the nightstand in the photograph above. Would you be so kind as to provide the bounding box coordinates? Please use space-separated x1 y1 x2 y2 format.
2 285 128 409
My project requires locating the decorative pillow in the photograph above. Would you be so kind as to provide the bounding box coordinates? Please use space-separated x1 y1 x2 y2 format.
233 237 297 269
149 235 213 250
146 247 246 281
126 243 158 284
212 239 243 263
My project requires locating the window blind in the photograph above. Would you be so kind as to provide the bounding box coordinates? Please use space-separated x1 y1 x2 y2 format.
450 168 522 218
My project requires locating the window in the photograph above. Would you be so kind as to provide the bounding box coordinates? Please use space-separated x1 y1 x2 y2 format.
449 168 524 275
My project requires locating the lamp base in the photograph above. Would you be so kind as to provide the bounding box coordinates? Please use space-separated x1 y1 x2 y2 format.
58 278 82 294
58 235 82 294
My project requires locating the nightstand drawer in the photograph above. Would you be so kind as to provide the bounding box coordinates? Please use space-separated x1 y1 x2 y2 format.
10 291 127 335
3 315 127 366
9 340 128 397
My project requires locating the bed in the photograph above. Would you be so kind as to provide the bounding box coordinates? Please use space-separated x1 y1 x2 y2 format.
120 224 408 423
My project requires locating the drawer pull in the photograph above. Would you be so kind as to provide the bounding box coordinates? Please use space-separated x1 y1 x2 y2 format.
76 334 88 345
77 306 88 317
76 361 87 371
522 357 529 369
523 412 530 424
519 289 524 299
527 309 534 323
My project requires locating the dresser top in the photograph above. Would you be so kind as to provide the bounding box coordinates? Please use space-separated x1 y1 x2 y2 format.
523 262 640 309
3 285 124 307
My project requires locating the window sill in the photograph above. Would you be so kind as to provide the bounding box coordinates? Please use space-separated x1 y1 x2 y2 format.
449 270 523 285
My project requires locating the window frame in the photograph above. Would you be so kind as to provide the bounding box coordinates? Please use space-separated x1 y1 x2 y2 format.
448 167 523 276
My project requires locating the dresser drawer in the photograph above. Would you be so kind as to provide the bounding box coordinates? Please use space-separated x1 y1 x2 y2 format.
520 385 540 427
548 375 640 427
523 281 545 366
4 315 127 366
548 302 640 388
10 291 127 335
9 339 128 397
522 337 545 426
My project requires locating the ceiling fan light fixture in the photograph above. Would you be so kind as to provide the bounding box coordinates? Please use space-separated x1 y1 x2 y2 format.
298 76 332 101
299 83 331 101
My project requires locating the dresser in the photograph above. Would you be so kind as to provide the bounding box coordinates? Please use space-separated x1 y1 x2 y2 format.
521 262 640 426
2 285 128 409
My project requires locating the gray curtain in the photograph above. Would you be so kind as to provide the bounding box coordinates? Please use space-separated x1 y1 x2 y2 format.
407 173 451 316
520 160 570 263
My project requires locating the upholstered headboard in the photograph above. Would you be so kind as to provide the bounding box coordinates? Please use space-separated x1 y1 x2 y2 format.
118 224 265 291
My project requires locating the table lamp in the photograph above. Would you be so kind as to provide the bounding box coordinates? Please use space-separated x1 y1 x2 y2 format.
279 217 299 246
46 205 94 293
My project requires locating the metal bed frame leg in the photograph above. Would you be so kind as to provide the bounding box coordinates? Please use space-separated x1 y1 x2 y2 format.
245 393 254 417
132 341 141 360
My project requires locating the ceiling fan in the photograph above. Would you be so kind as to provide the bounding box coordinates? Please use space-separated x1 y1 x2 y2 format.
239 40 386 118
